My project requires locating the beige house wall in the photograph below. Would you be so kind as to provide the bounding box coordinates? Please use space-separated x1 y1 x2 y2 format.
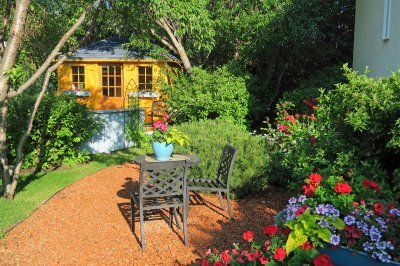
353 0 400 77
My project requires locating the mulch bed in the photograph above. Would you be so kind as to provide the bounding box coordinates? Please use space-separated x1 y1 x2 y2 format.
0 162 290 265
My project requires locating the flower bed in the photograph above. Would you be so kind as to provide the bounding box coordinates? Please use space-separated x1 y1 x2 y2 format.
202 173 400 265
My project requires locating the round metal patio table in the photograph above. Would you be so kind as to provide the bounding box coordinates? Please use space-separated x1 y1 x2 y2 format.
134 153 200 167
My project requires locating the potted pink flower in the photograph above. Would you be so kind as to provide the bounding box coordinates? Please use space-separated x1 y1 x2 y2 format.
151 114 189 161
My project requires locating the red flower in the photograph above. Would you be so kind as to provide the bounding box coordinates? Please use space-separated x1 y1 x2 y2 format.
220 251 230 263
374 202 385 216
335 182 352 194
236 257 244 263
345 225 362 239
278 227 291 235
213 261 224 266
295 205 308 216
309 135 317 144
313 254 333 266
277 124 289 134
247 253 256 262
362 178 381 193
201 259 209 266
309 173 322 184
303 183 317 196
253 250 261 259
300 241 314 250
295 113 300 119
259 255 269 265
388 203 395 209
347 238 357 247
273 247 286 261
263 225 278 236
243 231 254 242
285 115 295 124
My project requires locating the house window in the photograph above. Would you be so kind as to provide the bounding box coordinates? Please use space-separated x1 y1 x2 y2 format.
72 66 85 90
138 66 152 91
382 0 391 40
101 65 122 97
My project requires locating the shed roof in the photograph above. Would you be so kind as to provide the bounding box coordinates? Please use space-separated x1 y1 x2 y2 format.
68 38 178 61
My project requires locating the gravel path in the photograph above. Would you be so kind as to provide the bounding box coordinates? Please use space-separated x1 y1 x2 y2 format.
0 162 289 265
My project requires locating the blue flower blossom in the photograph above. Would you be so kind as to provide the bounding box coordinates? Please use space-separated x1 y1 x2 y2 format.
389 208 400 216
344 215 355 225
318 219 329 228
288 197 297 205
298 195 307 203
330 234 340 246
363 242 374 252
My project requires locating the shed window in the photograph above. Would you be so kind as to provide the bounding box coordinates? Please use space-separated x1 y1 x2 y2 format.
102 65 122 97
72 66 85 90
138 66 152 91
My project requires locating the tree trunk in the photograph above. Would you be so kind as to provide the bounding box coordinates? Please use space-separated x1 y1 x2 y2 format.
0 0 30 198
158 18 192 73
1 0 103 199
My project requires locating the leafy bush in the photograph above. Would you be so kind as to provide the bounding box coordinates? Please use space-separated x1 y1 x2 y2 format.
174 118 270 197
265 66 400 201
281 65 347 114
7 93 101 171
162 65 250 126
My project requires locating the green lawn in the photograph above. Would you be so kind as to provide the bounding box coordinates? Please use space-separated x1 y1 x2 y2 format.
0 147 146 238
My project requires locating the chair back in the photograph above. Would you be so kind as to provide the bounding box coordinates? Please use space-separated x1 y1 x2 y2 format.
139 160 188 199
216 144 239 186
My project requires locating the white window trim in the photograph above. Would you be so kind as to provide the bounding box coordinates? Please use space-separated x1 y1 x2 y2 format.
382 0 391 41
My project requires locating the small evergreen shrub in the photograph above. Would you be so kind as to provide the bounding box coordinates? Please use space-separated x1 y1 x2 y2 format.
175 118 270 197
162 65 249 126
7 93 101 171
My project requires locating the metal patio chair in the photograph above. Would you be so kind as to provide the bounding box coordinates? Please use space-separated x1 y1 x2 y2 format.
130 160 189 250
187 144 239 220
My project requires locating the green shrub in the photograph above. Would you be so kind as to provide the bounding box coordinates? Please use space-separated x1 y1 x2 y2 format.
281 65 346 114
7 93 101 171
265 66 400 201
174 118 270 197
162 65 249 126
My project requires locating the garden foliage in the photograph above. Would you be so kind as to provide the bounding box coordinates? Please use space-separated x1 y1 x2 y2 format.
265 66 400 201
174 118 269 197
7 93 101 171
162 65 250 126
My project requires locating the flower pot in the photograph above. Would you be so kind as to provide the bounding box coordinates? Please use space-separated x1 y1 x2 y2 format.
318 246 400 266
152 141 174 161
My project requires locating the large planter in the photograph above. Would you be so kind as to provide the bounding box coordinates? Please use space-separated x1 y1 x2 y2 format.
152 141 174 161
318 246 400 266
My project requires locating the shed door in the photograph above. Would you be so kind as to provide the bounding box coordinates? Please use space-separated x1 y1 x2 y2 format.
100 64 124 110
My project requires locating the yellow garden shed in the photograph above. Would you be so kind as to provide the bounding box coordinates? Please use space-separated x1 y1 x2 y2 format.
57 38 179 125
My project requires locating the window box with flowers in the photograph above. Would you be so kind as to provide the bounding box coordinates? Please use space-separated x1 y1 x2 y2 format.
128 91 158 98
62 90 91 97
